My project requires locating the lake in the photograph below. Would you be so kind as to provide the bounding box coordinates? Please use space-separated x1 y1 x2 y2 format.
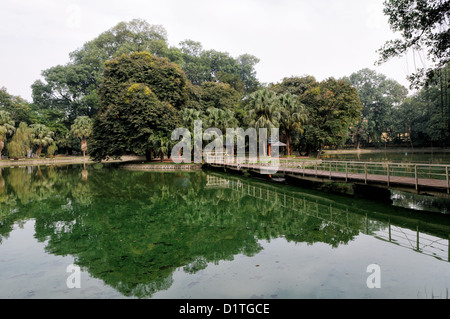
0 164 449 299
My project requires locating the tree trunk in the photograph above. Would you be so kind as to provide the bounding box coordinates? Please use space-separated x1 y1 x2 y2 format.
146 149 153 162
81 137 88 158
317 143 323 159
0 139 4 157
36 145 42 157
286 135 291 156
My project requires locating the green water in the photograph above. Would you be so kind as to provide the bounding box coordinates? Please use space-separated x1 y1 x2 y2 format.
0 165 450 299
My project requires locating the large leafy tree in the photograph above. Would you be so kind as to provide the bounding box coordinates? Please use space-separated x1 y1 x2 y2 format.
377 0 450 87
392 64 450 146
31 64 98 125
301 78 363 156
343 69 408 146
270 76 319 97
178 39 260 94
0 87 35 124
90 52 184 162
32 19 171 132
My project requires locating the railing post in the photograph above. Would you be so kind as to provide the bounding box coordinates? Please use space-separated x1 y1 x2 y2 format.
414 165 418 190
387 164 390 186
446 166 449 194
364 163 367 184
329 162 332 179
345 162 348 182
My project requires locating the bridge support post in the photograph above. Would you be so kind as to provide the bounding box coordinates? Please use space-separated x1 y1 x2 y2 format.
364 163 367 184
415 165 418 190
446 166 449 194
345 162 348 182
387 164 390 187
329 162 332 180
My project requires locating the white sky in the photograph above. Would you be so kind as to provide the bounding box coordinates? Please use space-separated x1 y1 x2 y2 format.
0 0 419 101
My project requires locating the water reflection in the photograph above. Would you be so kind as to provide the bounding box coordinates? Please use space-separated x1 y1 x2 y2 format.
0 165 449 298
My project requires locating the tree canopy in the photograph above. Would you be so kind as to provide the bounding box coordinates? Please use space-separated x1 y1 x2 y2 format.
377 0 450 87
89 52 183 161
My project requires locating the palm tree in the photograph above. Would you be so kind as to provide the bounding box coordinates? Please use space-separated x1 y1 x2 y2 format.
30 124 54 157
205 107 238 133
180 108 204 160
71 116 93 157
151 133 171 162
246 89 281 156
0 111 15 158
278 93 308 155
180 108 204 131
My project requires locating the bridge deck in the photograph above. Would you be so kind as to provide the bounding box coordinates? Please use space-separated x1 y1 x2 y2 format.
213 162 450 192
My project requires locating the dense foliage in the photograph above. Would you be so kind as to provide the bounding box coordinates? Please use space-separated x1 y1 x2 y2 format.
1 5 449 159
377 0 449 87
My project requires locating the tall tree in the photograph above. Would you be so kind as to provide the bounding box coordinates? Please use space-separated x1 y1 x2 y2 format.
178 39 260 94
377 0 450 87
71 116 93 157
246 89 281 156
278 93 308 155
7 122 32 158
32 19 171 132
0 111 15 157
0 87 35 124
90 52 184 162
30 124 54 157
301 78 363 156
343 69 408 146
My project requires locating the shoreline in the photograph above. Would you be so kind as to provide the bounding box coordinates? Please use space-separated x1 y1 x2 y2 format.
120 163 202 171
0 155 145 167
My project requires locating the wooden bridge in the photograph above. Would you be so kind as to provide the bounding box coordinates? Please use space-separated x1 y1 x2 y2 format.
205 156 450 197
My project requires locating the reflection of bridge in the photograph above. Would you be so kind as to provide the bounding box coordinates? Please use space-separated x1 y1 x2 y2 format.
206 158 450 197
206 173 450 262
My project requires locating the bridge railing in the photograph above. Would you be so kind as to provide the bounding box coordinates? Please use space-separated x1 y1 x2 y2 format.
205 155 450 190
280 160 450 190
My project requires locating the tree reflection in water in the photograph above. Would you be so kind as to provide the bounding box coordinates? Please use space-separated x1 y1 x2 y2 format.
0 165 449 298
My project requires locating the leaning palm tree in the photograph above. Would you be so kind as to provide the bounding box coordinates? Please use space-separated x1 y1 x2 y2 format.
0 111 15 158
278 93 308 155
30 124 54 157
71 116 93 157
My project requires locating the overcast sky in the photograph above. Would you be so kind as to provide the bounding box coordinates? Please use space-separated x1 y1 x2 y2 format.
0 0 418 101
